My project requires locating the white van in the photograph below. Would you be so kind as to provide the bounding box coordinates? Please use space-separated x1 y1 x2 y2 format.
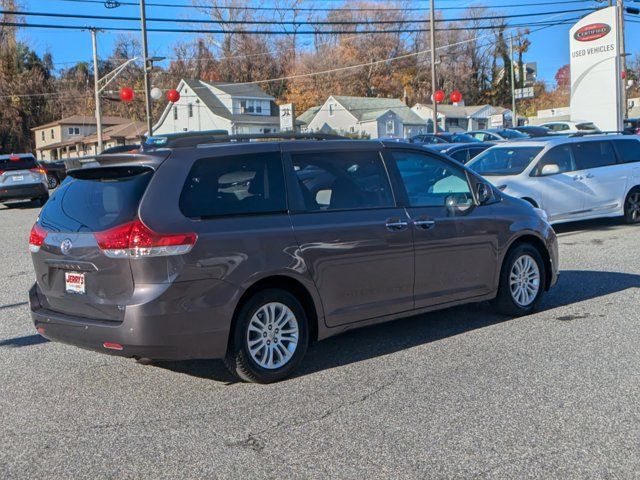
467 135 640 225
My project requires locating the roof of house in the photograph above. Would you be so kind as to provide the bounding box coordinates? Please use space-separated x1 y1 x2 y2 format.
332 96 425 125
414 103 497 119
207 81 275 100
82 121 147 143
297 106 321 125
182 79 280 124
32 115 131 131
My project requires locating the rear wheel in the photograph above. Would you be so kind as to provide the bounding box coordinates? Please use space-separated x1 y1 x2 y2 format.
46 174 59 189
224 289 309 383
623 188 640 224
492 243 546 316
34 194 49 207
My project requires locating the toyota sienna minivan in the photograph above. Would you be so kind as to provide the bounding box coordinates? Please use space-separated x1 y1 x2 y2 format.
29 134 558 383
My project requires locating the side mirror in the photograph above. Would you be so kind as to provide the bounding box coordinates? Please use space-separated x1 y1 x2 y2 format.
540 164 560 176
476 183 492 205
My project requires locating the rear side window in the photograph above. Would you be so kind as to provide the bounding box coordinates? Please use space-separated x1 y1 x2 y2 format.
449 149 469 164
573 141 616 170
39 167 153 232
180 152 286 218
613 139 640 164
291 150 393 211
0 156 37 172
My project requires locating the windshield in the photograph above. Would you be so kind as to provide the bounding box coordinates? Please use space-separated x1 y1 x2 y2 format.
467 146 543 176
451 133 479 143
499 129 529 139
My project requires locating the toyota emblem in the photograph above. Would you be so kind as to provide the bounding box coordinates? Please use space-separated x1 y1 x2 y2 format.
60 239 73 255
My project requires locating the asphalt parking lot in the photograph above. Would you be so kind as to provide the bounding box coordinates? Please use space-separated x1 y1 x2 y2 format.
1 201 639 479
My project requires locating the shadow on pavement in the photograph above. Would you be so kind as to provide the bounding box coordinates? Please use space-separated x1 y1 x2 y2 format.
152 269 640 383
553 217 629 235
0 334 49 348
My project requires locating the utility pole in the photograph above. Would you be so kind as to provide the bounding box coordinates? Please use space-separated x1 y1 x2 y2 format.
509 35 517 127
91 29 103 154
429 0 438 134
140 0 153 136
617 0 627 122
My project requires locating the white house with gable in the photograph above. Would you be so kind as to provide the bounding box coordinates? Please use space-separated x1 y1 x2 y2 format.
153 79 281 135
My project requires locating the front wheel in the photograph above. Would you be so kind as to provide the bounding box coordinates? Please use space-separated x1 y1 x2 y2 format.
224 289 309 383
623 188 640 224
46 174 59 189
492 244 546 316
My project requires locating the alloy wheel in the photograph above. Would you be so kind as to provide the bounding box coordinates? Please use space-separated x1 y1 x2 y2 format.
246 302 299 370
626 192 640 223
509 254 541 307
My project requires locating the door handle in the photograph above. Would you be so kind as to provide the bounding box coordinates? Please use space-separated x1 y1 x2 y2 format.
572 175 583 181
413 219 436 230
585 173 595 179
385 219 409 231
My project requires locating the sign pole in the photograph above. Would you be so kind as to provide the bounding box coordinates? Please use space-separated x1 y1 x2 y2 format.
617 0 627 121
429 0 438 135
510 35 517 127
91 29 103 154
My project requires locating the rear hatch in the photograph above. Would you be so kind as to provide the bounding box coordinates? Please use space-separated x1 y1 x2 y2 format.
30 166 154 322
0 154 43 186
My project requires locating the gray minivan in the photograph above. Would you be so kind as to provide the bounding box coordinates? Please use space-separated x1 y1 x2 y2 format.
29 136 558 383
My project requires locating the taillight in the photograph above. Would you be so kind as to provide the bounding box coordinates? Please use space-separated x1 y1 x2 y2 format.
95 219 197 258
30 167 46 175
29 223 48 253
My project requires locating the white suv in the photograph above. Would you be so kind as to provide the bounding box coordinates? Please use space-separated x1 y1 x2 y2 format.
467 135 640 225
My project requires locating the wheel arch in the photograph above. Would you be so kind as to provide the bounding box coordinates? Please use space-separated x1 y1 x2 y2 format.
521 197 539 208
502 234 553 291
230 275 321 347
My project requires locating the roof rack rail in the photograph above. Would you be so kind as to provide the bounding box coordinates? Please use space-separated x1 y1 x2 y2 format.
143 131 346 149
568 130 631 137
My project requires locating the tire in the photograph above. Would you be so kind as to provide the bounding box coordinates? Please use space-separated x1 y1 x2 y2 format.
623 187 640 224
492 243 546 316
224 289 309 383
33 195 49 207
46 174 59 189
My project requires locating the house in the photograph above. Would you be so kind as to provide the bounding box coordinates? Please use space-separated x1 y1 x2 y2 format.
303 96 426 139
153 79 281 135
411 103 515 132
297 106 321 131
32 116 143 161
528 106 571 125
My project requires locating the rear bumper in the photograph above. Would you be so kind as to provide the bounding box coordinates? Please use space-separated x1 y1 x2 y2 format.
0 182 48 201
30 279 241 361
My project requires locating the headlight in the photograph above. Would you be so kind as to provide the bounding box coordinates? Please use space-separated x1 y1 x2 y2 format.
497 184 508 191
533 207 548 222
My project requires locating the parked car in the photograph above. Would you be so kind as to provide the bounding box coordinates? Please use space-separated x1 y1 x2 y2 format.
100 144 142 155
468 129 530 142
410 132 479 144
512 126 554 138
467 135 640 224
624 118 640 135
538 121 600 134
425 142 493 164
29 134 558 383
0 153 49 206
38 160 67 189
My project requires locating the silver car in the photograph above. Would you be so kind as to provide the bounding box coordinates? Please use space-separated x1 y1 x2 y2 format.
0 154 49 206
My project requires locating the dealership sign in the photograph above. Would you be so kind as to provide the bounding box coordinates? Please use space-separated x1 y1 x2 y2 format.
570 6 622 132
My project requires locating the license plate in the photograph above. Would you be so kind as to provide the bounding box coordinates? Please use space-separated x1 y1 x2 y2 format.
65 272 85 294
12 175 23 181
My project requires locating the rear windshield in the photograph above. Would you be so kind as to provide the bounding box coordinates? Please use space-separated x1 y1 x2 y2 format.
498 129 529 139
577 122 598 131
38 166 153 232
0 156 37 172
468 147 543 176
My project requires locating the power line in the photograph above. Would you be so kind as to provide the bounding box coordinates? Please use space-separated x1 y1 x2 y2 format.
0 7 597 26
34 0 594 13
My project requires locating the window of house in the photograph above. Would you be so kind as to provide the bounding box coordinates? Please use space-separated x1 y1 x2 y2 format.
256 102 262 114
386 120 395 135
173 106 178 120
329 104 334 117
68 127 80 135
41 131 45 141
188 103 193 118
51 129 54 139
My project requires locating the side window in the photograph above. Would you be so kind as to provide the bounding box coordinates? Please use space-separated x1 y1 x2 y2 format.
468 148 486 161
389 150 473 208
613 139 640 164
535 145 575 175
573 141 616 170
449 149 469 164
179 152 286 218
291 151 393 212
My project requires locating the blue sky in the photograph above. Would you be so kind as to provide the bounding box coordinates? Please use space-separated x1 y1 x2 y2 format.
17 0 640 87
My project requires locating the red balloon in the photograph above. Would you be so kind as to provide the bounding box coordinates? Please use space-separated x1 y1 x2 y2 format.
450 90 463 103
119 87 134 102
433 89 445 103
621 70 626 80
166 89 180 103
